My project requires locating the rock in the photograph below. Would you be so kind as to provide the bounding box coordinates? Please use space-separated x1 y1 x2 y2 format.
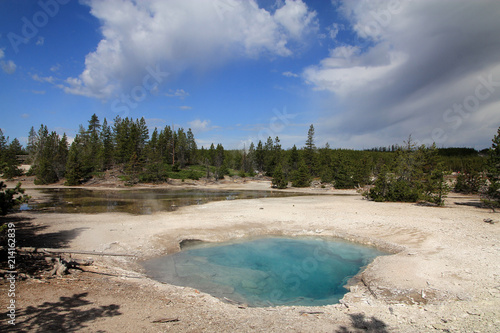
432 323 447 330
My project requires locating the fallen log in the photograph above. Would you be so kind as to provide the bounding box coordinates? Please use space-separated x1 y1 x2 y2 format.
1 246 137 257
152 318 180 323
48 257 68 276
299 311 324 315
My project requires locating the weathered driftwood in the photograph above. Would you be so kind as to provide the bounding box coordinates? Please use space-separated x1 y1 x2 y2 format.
1 246 136 257
152 318 180 323
299 311 324 315
48 257 68 276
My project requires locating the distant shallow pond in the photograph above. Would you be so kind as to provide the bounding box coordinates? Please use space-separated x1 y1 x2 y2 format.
26 188 306 215
142 237 387 307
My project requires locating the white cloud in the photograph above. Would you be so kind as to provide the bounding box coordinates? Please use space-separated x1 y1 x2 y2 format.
327 23 341 39
36 36 45 46
304 0 500 148
304 50 408 97
61 0 317 99
0 48 15 74
21 113 30 119
282 71 299 78
31 90 46 95
188 118 212 133
32 74 55 83
1 60 16 74
179 106 192 110
273 0 318 39
165 89 189 99
50 64 61 72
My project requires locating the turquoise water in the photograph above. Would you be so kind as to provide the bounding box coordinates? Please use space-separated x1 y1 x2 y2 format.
142 237 387 307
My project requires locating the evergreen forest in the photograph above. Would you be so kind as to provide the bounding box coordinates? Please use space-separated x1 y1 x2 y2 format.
1 115 499 208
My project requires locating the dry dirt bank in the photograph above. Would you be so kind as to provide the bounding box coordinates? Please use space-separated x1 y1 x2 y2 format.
1 183 499 332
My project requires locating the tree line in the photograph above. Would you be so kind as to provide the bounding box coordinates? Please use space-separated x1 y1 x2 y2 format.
1 117 499 207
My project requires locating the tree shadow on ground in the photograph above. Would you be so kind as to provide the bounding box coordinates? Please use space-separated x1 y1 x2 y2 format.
453 201 485 209
336 313 389 333
1 215 88 249
1 215 89 276
0 292 121 332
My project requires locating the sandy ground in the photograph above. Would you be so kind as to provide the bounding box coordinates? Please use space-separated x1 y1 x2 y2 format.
1 181 499 332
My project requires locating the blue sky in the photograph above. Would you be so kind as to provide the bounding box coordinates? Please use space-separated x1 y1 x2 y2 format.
1 0 500 150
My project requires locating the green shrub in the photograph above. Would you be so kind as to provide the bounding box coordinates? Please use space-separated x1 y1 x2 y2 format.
0 182 30 216
271 164 287 189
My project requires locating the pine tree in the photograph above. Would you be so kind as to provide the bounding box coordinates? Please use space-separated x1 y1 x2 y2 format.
142 128 165 183
263 136 274 175
0 181 29 216
100 118 114 170
288 144 299 171
0 129 7 164
76 125 93 178
65 139 83 186
483 126 500 210
292 159 310 187
271 163 287 189
366 140 449 204
26 126 38 164
125 152 141 185
176 128 187 168
368 165 390 202
425 162 450 206
34 131 60 184
214 143 226 180
304 124 317 174
2 138 24 179
246 142 256 175
305 124 316 151
87 114 103 171
31 126 63 184
333 153 356 189
54 134 68 180
208 143 216 166
255 140 264 172
135 117 149 155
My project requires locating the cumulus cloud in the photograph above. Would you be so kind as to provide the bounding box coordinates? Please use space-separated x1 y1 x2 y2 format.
1 48 16 74
189 118 212 133
327 23 341 39
32 74 55 84
50 64 61 72
165 89 189 99
304 0 500 148
1 59 16 74
283 71 299 78
62 0 317 99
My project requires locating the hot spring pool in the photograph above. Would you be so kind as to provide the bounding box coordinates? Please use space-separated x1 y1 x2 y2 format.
142 237 387 307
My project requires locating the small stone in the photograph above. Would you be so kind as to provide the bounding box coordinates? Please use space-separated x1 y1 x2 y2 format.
432 323 446 330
